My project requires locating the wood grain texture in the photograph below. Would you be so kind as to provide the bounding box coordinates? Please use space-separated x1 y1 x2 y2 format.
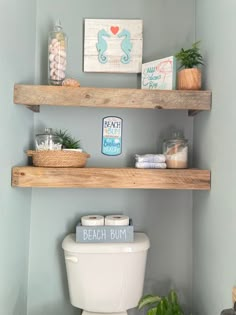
12 167 211 190
177 68 201 90
232 287 236 303
83 19 143 73
14 84 212 111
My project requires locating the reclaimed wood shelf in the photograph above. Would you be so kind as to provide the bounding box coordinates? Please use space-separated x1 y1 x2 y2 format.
14 84 212 116
12 167 210 190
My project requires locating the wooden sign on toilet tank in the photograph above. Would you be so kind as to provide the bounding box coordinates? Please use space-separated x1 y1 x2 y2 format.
76 221 134 243
84 19 143 73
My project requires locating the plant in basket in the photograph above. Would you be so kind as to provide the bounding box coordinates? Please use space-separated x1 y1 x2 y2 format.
54 129 81 151
28 128 90 168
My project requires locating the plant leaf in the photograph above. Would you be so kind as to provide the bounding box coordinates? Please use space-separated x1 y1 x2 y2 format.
54 129 80 149
138 295 161 310
156 299 166 315
147 306 158 315
175 40 203 69
168 290 178 304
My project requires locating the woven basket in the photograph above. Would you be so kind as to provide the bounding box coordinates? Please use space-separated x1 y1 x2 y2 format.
27 150 90 168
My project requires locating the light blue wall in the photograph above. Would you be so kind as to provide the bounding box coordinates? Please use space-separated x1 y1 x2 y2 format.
3 1 233 315
193 1 235 314
0 0 36 314
27 1 195 315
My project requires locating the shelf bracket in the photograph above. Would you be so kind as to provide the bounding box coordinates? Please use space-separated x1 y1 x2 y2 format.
26 105 40 113
188 110 201 116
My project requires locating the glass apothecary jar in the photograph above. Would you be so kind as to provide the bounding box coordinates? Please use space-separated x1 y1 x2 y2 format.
163 131 188 169
221 303 236 315
35 128 62 151
48 19 67 85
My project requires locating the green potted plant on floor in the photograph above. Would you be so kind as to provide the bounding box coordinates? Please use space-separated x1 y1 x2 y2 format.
175 41 203 90
138 289 184 315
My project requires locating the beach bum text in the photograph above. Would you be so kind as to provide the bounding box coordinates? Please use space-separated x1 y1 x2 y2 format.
76 223 134 243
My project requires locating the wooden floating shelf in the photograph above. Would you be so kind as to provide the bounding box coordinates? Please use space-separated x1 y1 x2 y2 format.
12 167 211 190
14 84 212 116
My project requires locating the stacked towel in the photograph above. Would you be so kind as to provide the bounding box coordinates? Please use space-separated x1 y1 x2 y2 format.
135 154 167 169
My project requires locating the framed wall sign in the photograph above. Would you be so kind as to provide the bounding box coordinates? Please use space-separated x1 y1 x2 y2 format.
84 19 143 73
102 116 123 156
142 56 176 90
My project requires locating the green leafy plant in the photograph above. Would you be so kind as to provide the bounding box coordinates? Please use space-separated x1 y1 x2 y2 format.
138 290 184 315
175 41 203 69
55 129 80 149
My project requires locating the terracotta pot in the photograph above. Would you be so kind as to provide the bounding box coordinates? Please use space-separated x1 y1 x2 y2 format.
177 68 201 90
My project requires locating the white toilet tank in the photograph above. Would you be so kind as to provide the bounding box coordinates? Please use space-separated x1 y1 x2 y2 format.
62 232 150 313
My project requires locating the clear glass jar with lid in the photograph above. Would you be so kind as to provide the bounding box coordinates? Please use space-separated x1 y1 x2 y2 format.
48 19 67 85
35 128 62 151
163 130 188 168
220 303 236 315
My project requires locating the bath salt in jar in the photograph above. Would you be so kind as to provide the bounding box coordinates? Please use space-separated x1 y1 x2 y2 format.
35 128 62 151
163 131 188 169
48 19 67 85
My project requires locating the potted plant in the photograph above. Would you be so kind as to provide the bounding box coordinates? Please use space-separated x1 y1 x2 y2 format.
54 129 82 151
138 289 184 315
175 41 203 90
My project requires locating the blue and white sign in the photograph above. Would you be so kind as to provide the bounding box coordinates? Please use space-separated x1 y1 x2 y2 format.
102 116 123 156
76 220 134 243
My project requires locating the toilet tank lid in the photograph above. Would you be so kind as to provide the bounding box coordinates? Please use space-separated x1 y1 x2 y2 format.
62 232 150 254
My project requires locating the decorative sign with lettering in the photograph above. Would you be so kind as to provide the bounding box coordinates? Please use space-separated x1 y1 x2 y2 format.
141 56 176 90
84 19 143 73
76 221 134 243
102 116 123 156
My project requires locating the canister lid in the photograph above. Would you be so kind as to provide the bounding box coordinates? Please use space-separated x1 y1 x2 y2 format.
62 232 150 254
35 128 54 137
164 130 187 143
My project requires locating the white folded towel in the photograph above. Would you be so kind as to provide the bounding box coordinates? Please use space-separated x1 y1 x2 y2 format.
135 162 167 169
135 154 166 163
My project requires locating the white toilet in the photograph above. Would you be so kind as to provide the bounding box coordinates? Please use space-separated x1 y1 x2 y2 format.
62 232 150 315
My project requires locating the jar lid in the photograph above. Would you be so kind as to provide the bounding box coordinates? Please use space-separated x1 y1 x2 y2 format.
36 128 55 137
165 130 187 142
54 19 63 32
172 130 185 139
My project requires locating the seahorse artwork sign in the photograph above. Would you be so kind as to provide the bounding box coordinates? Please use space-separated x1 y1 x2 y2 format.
83 19 143 73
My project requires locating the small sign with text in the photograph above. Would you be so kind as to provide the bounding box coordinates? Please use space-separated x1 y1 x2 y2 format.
102 116 123 156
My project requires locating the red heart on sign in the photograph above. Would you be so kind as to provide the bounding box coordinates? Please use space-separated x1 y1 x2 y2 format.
111 26 119 35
